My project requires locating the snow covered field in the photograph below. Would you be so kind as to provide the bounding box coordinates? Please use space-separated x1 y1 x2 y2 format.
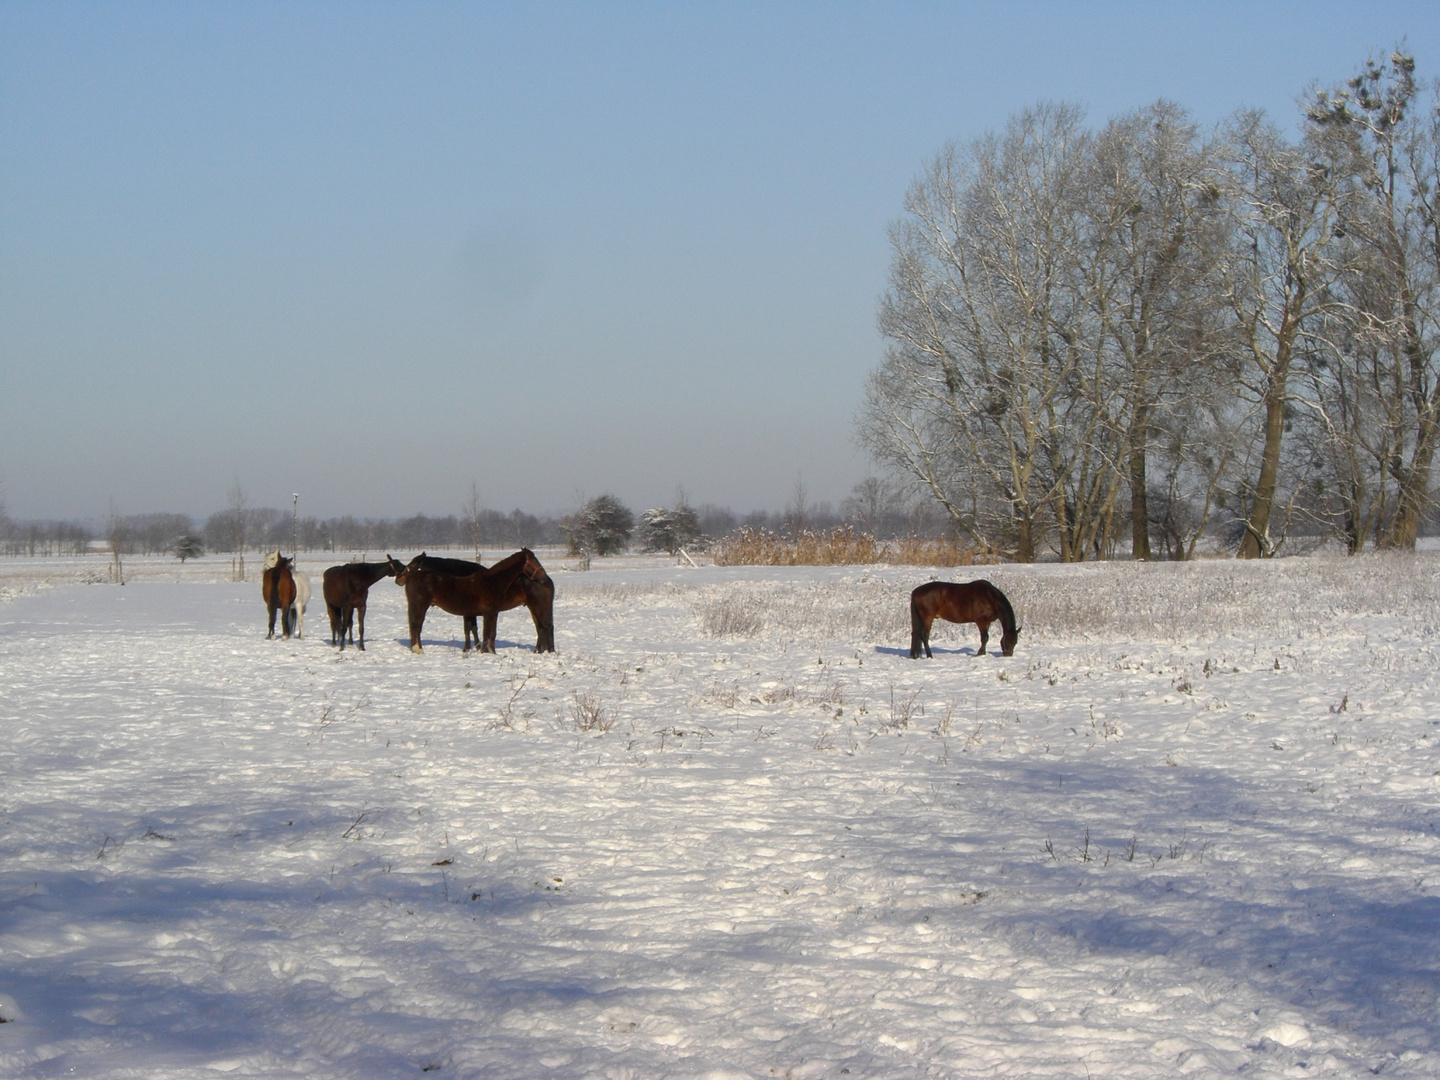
1 551 1438 1079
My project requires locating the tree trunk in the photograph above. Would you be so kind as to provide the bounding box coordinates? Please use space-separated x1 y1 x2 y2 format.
1388 409 1436 548
1387 308 1439 550
1129 407 1151 560
1240 391 1287 558
1015 504 1036 563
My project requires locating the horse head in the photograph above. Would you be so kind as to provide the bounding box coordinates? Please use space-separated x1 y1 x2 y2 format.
384 554 403 578
1000 625 1021 657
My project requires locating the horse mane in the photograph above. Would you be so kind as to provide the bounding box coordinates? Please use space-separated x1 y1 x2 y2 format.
484 548 542 582
486 549 528 574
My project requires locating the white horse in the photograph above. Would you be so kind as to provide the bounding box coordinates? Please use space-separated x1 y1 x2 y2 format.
263 550 310 638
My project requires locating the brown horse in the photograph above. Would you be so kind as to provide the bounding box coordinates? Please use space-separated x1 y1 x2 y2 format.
909 579 1020 658
322 556 402 651
398 548 555 654
404 552 486 649
402 551 557 653
261 555 298 639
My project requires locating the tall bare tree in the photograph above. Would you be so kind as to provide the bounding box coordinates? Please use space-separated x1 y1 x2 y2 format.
463 481 486 560
1083 102 1225 558
227 480 249 580
1216 109 1346 557
1310 52 1440 549
861 103 1104 561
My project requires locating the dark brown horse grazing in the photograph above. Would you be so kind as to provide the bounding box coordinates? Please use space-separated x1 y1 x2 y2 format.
909 579 1020 658
398 548 556 654
261 555 298 639
322 556 401 651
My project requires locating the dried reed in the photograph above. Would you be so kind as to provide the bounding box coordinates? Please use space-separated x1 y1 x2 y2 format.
711 527 980 567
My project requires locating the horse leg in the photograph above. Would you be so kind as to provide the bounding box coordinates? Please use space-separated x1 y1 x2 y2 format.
482 613 498 654
528 601 554 653
267 602 277 640
356 601 366 651
409 603 425 654
910 603 934 659
462 615 476 652
909 603 927 659
327 602 342 646
975 620 990 657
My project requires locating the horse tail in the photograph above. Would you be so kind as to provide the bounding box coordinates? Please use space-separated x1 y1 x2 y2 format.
909 588 926 659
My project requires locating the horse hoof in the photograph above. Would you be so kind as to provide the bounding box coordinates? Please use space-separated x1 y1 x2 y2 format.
411 644 423 654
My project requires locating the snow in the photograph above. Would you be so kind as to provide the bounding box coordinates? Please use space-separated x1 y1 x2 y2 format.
1 550 1438 1079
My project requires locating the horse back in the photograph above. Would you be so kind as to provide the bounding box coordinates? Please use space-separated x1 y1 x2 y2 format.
912 579 1003 623
411 553 483 575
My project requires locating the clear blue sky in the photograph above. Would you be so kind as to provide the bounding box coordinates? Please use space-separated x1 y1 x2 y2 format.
3 2 1436 521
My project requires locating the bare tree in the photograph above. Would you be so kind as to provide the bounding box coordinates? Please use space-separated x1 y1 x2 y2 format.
1083 102 1227 558
463 481 486 560
1311 52 1440 549
841 476 897 536
783 475 809 536
1215 109 1346 557
861 103 1126 561
106 501 126 585
227 480 249 580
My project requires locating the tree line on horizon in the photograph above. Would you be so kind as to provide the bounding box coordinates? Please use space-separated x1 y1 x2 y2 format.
860 52 1440 561
0 478 950 560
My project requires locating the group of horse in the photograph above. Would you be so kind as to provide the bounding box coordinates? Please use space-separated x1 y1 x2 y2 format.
261 550 1018 660
260 548 555 655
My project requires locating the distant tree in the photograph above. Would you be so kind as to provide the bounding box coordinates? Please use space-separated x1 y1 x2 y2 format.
106 502 126 584
694 503 738 539
783 475 810 536
564 495 634 556
463 481 486 559
842 476 912 536
222 480 249 578
638 504 702 554
173 534 204 563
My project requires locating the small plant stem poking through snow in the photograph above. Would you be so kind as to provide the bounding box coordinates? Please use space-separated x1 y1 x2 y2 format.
571 691 613 732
